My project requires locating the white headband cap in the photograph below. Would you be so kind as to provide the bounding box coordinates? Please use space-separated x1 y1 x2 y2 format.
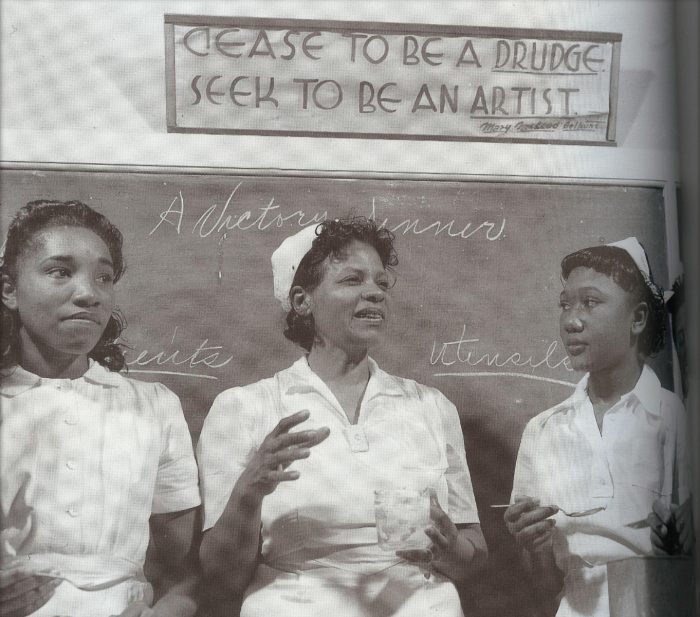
606 236 651 278
271 224 321 311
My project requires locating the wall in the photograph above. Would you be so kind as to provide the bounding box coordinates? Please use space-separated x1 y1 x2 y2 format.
0 0 680 182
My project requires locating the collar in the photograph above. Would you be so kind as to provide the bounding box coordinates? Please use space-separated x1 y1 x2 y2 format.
0 360 122 398
620 364 662 416
539 364 662 426
280 355 405 401
536 375 589 426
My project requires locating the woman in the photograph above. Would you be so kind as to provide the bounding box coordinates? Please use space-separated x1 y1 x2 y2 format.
198 217 486 617
504 238 690 617
0 200 201 617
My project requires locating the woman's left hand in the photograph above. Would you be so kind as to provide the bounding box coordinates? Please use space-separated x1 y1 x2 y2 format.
650 497 694 556
396 491 479 580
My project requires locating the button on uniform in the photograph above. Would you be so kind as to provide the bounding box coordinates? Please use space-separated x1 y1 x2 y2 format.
345 426 369 452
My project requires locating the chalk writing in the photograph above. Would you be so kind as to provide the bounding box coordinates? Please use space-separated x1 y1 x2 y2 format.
430 325 572 380
369 199 505 240
150 184 505 243
124 327 233 379
217 232 228 284
433 371 576 388
191 183 327 238
150 191 184 235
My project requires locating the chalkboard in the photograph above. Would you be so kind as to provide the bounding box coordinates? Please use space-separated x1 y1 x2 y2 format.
0 168 672 614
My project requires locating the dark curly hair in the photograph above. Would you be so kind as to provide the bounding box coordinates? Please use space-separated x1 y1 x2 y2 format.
561 244 666 357
1 199 127 371
284 216 398 351
665 274 684 318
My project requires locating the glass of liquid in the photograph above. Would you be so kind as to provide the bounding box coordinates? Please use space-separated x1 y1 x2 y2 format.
374 487 431 551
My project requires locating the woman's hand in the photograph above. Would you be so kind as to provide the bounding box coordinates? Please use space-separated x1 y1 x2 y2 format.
236 410 330 508
396 491 485 581
504 495 564 598
650 497 694 555
504 495 558 553
200 410 331 599
0 568 60 617
673 498 694 555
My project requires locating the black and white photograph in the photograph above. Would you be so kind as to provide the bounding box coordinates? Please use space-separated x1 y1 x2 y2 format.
1 2 698 617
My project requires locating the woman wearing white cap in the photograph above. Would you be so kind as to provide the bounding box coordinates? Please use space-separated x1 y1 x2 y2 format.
504 238 692 617
197 217 486 616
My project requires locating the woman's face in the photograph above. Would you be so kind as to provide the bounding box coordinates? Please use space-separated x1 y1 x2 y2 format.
559 266 643 374
1 225 116 364
306 240 390 354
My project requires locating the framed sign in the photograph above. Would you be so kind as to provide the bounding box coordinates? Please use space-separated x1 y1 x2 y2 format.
165 16 621 145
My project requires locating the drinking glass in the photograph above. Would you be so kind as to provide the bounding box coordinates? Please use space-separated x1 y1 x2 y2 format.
374 487 431 551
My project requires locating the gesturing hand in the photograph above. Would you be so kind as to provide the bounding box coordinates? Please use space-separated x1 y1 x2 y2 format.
237 410 330 507
504 495 558 553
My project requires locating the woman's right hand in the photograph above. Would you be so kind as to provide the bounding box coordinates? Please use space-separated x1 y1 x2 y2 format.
237 410 330 507
504 495 558 553
0 568 61 617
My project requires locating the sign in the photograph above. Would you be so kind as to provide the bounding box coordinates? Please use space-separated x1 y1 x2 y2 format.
165 16 621 145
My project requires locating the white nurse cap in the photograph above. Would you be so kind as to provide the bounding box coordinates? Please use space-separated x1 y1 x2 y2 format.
271 224 321 311
605 236 667 298
606 237 651 279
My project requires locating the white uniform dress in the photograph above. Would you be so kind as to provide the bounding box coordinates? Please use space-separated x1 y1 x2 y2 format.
0 361 201 617
197 356 480 617
511 365 689 617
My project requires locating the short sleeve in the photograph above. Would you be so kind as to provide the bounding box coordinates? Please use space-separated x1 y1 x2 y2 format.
196 379 277 530
510 417 539 503
434 390 480 525
151 384 201 514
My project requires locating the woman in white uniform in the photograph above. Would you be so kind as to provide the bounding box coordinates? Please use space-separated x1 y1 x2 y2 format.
197 217 487 616
0 200 200 617
504 238 690 617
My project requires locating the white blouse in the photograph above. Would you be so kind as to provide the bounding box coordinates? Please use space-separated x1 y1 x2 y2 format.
0 361 200 592
197 357 478 617
511 364 689 617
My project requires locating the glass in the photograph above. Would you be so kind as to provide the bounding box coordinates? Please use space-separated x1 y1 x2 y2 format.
374 488 431 551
